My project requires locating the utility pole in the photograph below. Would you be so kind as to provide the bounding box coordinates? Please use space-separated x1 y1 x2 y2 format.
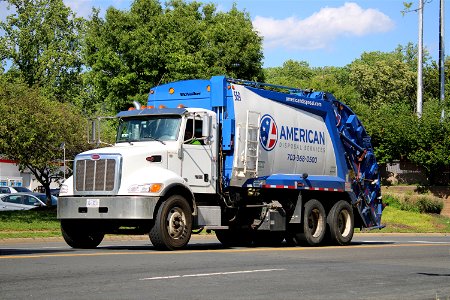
439 0 445 120
417 0 424 118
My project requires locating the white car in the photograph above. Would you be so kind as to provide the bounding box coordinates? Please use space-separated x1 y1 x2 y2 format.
0 193 47 211
0 186 33 194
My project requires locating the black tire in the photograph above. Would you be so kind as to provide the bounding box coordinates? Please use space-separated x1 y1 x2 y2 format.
327 200 354 246
60 220 104 249
298 199 326 246
149 195 192 250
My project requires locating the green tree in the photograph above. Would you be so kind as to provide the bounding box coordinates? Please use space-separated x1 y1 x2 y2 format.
264 61 358 106
83 0 263 113
360 102 416 163
264 60 313 88
308 66 359 105
0 0 85 103
349 51 416 108
0 79 89 203
408 99 450 185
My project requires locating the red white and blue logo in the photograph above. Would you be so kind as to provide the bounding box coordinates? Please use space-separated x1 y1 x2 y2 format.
260 114 278 151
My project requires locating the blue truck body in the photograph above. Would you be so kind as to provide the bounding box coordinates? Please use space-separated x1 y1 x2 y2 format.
148 76 383 230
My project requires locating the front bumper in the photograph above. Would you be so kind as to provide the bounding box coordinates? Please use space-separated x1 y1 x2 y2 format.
57 196 159 219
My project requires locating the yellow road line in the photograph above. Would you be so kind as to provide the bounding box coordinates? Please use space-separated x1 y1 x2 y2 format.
1 242 449 260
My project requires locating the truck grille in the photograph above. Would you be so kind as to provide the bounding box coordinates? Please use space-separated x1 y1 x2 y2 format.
74 154 122 194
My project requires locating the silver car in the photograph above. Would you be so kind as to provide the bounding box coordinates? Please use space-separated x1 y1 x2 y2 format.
0 193 47 211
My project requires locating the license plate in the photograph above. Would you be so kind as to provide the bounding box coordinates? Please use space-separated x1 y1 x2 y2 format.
86 198 100 208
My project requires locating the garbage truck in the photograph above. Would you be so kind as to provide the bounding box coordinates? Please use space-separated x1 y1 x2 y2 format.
57 76 383 250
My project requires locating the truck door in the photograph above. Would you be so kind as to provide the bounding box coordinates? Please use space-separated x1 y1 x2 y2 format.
181 116 214 190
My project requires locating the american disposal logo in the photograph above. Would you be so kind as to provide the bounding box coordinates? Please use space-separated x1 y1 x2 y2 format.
260 114 278 151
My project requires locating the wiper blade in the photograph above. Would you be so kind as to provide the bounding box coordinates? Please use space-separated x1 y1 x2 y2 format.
145 136 166 145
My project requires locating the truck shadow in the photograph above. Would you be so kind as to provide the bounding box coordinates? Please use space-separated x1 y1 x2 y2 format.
98 240 395 251
0 248 77 256
0 240 395 256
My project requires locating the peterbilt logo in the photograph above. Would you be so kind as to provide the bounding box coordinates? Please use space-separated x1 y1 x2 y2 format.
91 154 100 160
180 91 200 97
259 114 278 151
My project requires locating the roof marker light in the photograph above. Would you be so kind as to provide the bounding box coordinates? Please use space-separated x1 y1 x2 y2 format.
169 87 175 94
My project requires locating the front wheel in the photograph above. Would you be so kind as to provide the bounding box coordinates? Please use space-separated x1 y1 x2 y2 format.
149 195 192 250
327 200 354 246
61 220 104 249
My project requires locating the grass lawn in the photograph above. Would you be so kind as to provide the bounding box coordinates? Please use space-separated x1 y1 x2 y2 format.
0 209 61 239
377 206 450 233
0 206 449 239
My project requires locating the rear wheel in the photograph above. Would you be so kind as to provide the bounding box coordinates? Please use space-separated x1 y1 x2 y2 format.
61 220 104 249
149 195 192 250
327 200 354 245
297 199 326 246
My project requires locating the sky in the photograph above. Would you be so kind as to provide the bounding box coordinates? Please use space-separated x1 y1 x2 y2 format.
1 0 449 68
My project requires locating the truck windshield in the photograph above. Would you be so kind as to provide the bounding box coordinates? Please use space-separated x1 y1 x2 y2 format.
116 116 181 143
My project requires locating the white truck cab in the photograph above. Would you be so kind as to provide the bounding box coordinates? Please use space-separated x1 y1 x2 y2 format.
58 107 218 250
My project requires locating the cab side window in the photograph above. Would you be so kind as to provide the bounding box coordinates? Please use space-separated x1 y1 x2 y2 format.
184 119 203 145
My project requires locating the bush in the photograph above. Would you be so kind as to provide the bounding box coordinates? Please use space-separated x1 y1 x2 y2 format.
416 196 444 214
383 193 444 214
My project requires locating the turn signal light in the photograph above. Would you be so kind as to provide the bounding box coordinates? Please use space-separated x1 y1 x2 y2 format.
150 183 163 193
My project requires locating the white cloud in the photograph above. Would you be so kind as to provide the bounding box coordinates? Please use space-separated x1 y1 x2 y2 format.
63 0 130 18
253 2 395 51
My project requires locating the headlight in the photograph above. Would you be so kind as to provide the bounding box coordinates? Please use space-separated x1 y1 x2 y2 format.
128 183 163 193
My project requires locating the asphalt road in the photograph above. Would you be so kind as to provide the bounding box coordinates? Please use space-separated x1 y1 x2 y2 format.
1 234 449 300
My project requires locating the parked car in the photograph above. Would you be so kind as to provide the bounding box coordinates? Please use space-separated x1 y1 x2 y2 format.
29 192 58 206
0 193 47 211
50 188 60 197
0 186 33 194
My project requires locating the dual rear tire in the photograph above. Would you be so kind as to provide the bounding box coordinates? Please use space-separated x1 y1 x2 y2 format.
327 200 354 246
294 199 354 247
